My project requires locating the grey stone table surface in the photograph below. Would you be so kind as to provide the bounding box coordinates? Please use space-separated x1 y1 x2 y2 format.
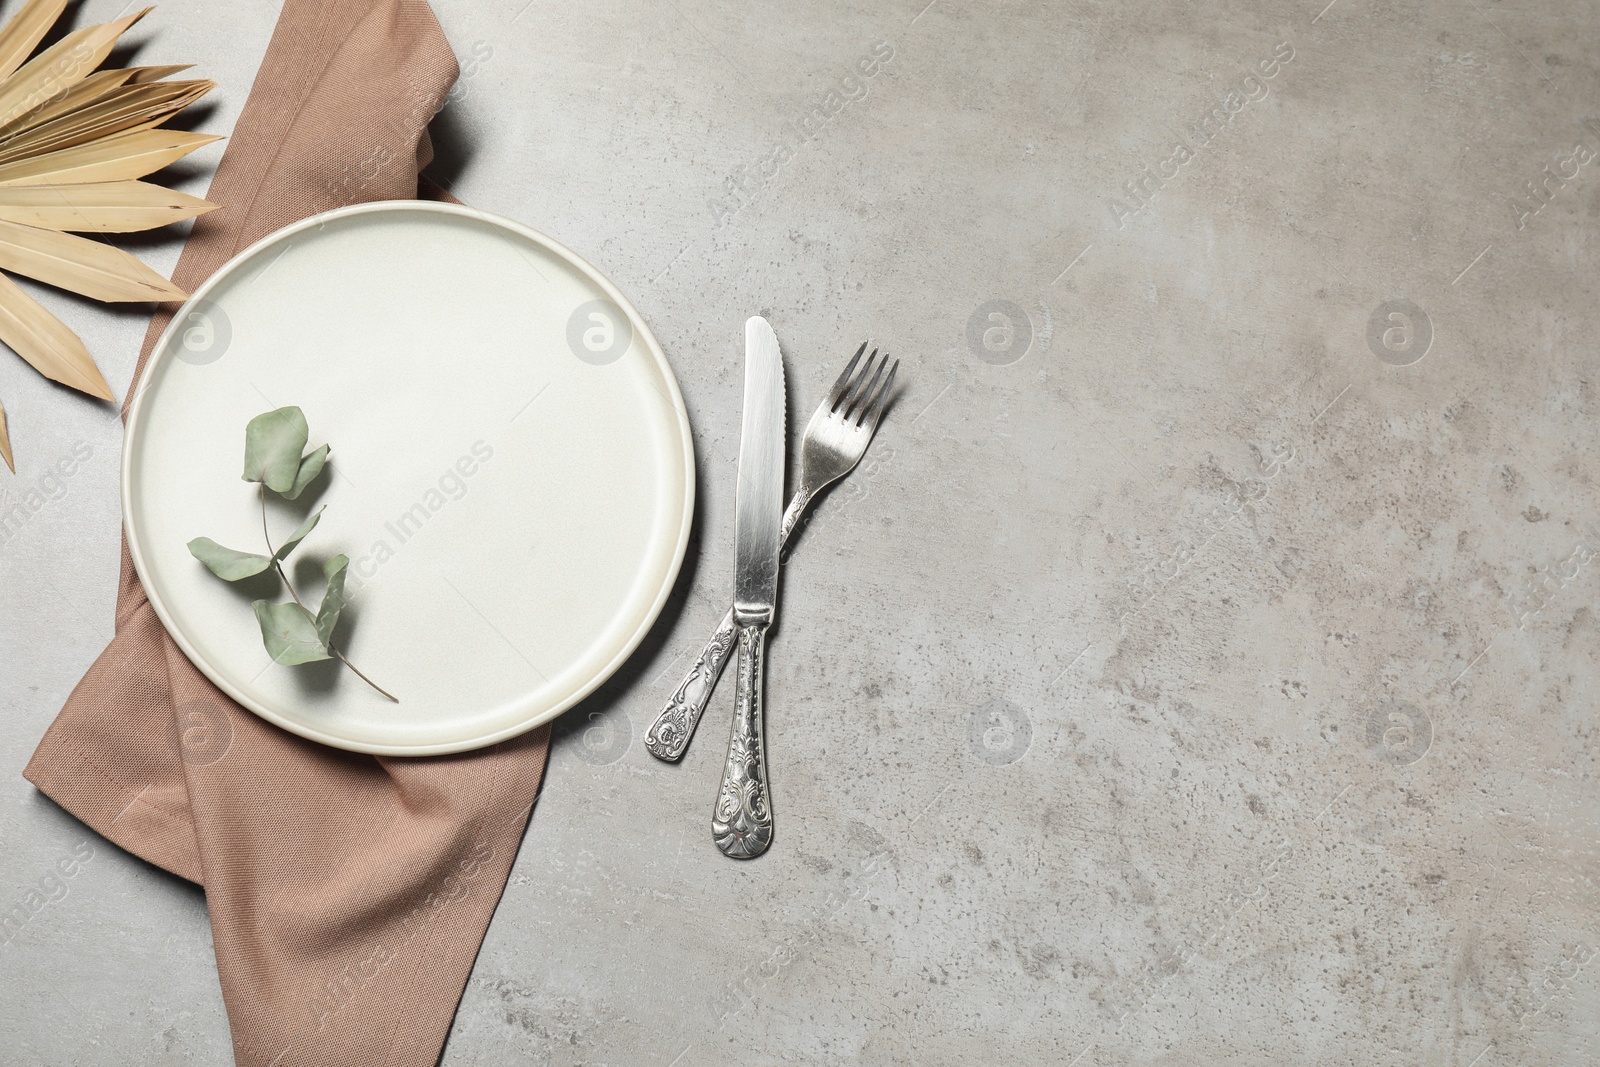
2 0 1598 1063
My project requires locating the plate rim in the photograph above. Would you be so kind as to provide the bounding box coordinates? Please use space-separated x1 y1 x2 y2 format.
121 199 696 756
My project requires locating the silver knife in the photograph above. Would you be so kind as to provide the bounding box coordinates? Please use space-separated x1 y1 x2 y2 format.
711 316 785 859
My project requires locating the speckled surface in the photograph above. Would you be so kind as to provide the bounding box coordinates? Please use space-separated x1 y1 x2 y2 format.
2 0 1598 1064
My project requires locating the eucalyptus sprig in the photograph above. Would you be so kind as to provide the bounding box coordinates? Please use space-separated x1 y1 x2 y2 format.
187 406 396 702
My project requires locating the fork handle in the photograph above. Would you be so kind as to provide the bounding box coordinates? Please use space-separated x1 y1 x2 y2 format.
644 610 738 760
712 622 773 858
777 485 813 548
643 487 812 762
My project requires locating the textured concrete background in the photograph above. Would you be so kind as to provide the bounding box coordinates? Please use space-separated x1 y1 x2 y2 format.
2 0 1598 1063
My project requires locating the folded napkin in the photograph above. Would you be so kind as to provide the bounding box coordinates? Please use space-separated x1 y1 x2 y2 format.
24 2 551 1064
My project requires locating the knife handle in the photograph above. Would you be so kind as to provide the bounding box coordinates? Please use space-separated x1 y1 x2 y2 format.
644 489 811 762
712 622 773 859
644 610 738 761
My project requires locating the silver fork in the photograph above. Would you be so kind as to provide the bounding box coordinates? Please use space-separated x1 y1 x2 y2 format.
644 343 899 761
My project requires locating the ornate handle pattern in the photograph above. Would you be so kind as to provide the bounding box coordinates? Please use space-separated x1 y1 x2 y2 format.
644 613 737 761
644 488 811 762
712 624 773 859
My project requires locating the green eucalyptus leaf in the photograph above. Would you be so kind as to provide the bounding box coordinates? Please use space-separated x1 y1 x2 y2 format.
251 600 331 665
282 444 330 501
273 507 324 562
316 554 349 647
188 537 272 581
243 407 309 493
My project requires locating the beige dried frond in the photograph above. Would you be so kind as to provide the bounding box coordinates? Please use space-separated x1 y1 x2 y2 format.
0 0 219 470
0 67 137 137
0 217 187 302
0 0 66 82
0 80 215 165
0 9 153 130
0 396 13 472
0 127 221 186
0 64 198 139
0 180 216 232
0 271 114 400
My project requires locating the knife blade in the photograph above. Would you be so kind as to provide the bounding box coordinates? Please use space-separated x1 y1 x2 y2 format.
733 316 785 625
712 316 785 859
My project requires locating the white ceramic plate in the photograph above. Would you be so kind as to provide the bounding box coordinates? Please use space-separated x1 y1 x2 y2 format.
123 201 694 755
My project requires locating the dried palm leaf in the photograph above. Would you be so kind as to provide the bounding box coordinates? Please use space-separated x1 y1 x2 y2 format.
0 64 194 139
0 180 215 232
0 0 67 83
0 9 151 131
0 396 12 471
0 217 186 302
127 64 193 84
6 68 129 133
0 67 137 138
0 270 113 400
0 80 213 164
0 127 220 186
0 3 215 469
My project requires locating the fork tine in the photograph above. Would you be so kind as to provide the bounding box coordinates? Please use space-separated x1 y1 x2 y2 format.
827 343 867 409
838 348 878 416
835 349 876 414
844 350 886 423
857 357 897 428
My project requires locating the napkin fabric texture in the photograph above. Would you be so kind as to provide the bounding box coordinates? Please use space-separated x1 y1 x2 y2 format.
23 2 551 1064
